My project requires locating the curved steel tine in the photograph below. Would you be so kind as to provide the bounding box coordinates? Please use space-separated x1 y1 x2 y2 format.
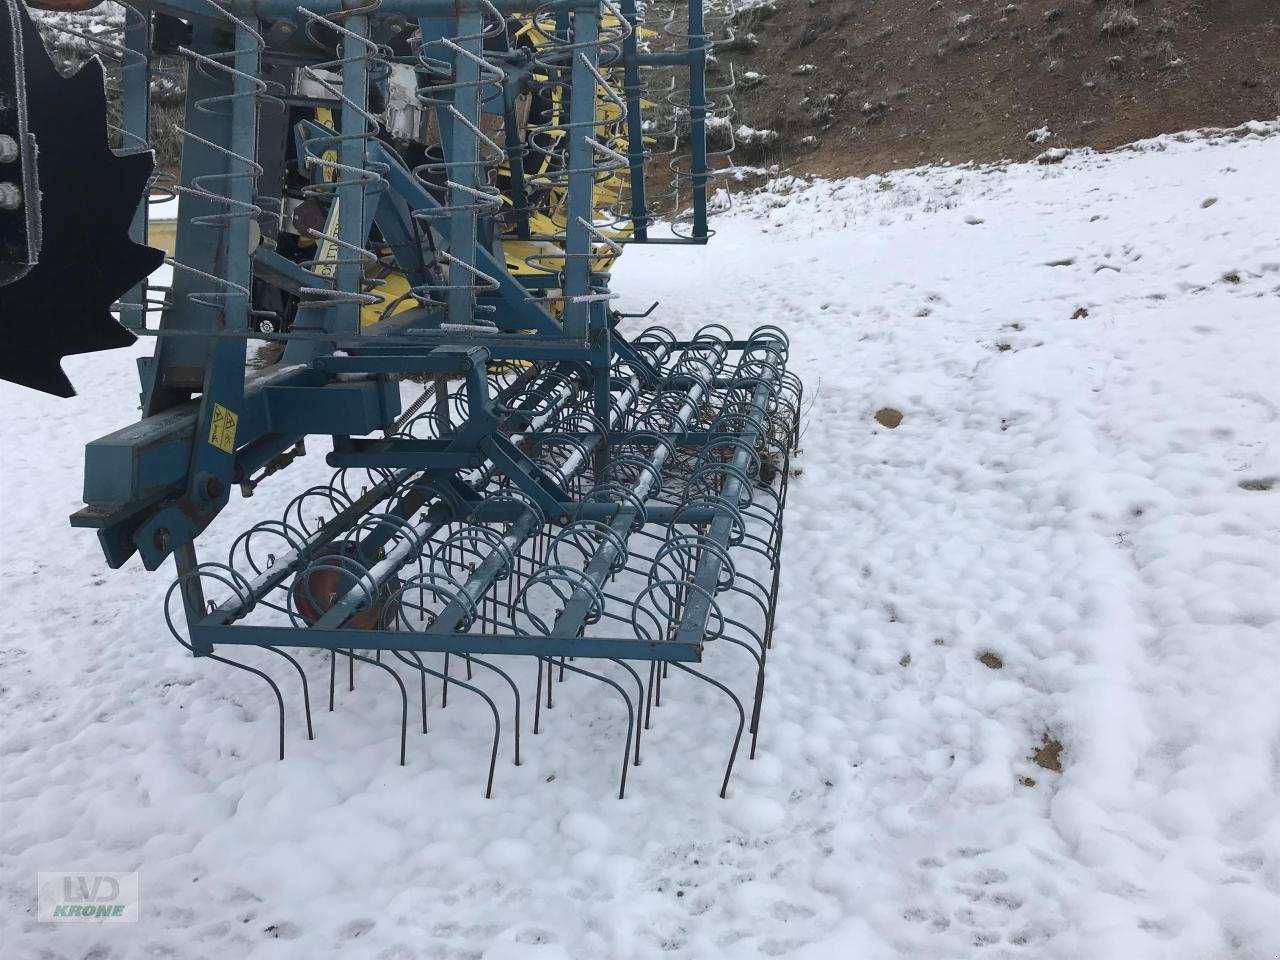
466 656 522 766
390 650 430 734
346 650 408 766
750 649 767 760
409 657 503 798
718 615 768 759
329 648 361 707
671 663 745 799
409 651 430 734
164 569 286 760
209 653 287 761
645 661 657 730
442 652 451 707
263 645 314 740
609 659 646 767
533 657 544 735
557 660 634 799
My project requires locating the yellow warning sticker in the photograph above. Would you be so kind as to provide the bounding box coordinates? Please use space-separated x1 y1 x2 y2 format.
208 403 239 453
315 197 340 280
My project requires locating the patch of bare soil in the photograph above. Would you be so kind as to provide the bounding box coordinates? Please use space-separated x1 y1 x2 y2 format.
1032 733 1064 772
874 406 904 428
699 0 1279 179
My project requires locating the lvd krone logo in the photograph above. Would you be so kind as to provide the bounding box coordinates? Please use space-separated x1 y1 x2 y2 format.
38 872 139 922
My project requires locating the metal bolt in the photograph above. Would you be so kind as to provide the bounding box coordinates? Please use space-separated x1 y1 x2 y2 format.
0 182 21 211
0 135 17 164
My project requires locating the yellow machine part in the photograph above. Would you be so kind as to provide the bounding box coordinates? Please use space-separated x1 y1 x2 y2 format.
493 12 646 318
360 269 418 327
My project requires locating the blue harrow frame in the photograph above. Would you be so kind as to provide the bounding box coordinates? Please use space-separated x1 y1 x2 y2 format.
51 0 801 795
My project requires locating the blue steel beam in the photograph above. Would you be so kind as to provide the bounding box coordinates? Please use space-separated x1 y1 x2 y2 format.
370 140 567 337
686 0 709 239
617 0 648 240
560 6 599 339
335 8 371 336
195 623 702 661
130 13 265 571
445 9 484 327
74 366 399 569
140 21 236 414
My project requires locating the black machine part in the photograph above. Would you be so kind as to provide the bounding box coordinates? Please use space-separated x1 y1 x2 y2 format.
0 0 162 398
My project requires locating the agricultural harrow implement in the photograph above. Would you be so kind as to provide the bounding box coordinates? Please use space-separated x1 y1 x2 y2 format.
1 0 801 796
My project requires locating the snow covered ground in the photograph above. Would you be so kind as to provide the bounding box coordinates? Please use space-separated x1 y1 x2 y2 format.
3 122 1279 959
